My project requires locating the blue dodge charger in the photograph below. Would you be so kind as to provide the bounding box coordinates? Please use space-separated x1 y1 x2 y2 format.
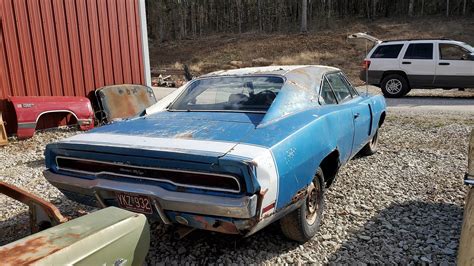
44 65 386 242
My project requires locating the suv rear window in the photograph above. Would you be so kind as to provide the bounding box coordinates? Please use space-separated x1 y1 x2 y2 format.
404 43 433 60
371 44 403 59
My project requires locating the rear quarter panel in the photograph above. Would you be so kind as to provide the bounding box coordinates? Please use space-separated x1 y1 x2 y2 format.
256 107 354 210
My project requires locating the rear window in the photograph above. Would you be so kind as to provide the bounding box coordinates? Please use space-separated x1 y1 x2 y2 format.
169 76 284 113
404 43 433 60
371 44 403 59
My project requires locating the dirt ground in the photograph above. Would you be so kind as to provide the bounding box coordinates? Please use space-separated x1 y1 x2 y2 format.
150 17 474 85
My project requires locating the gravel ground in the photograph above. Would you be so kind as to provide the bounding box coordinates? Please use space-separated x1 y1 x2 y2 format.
0 112 472 264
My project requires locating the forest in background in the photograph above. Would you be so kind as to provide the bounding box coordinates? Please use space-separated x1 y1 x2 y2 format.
146 0 473 42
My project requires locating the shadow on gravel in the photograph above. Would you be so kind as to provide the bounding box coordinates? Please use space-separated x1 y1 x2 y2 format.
329 201 463 264
24 159 45 168
146 221 299 264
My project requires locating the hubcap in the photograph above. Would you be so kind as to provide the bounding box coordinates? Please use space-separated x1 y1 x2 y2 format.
386 79 402 94
306 181 320 225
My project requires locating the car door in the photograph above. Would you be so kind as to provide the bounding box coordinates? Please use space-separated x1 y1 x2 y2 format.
319 76 354 163
326 72 372 157
399 43 436 87
435 42 474 88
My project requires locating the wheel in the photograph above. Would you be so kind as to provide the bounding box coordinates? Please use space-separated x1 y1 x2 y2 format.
380 74 409 98
280 168 325 243
359 130 379 156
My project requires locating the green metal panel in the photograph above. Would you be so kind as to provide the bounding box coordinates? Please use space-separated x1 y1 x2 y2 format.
0 207 150 265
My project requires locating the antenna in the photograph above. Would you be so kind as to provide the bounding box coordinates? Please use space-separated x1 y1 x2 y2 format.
365 39 369 96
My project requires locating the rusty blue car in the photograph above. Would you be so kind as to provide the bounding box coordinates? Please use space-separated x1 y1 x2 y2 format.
44 65 386 242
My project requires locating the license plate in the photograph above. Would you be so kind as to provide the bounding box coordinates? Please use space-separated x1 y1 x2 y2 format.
115 192 153 214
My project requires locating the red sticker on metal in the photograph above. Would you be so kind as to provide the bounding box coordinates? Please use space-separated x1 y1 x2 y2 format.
262 202 276 214
115 192 153 214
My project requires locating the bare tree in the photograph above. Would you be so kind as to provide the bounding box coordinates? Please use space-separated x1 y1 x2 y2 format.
421 0 425 16
446 0 450 16
408 0 415 16
463 0 467 15
301 0 308 33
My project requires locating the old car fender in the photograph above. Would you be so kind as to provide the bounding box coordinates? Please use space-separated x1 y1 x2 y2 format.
271 114 339 210
9 96 94 139
0 207 150 265
370 95 387 133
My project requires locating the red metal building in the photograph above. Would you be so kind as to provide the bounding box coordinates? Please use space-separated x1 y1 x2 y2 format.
0 0 150 134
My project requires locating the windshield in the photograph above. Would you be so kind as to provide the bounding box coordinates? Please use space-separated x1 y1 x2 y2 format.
169 76 284 113
461 42 474 52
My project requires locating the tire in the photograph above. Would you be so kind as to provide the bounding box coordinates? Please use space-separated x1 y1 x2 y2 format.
280 168 325 243
380 74 409 98
359 130 379 156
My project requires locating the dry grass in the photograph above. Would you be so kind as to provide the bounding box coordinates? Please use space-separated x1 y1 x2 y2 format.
150 17 474 85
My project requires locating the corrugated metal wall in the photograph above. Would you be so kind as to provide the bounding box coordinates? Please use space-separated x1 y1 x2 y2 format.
0 0 145 133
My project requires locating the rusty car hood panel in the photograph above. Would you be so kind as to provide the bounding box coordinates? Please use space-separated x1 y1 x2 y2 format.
0 207 149 265
96 85 157 122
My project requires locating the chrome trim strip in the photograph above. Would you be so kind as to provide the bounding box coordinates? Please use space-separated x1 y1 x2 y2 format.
44 170 257 219
17 122 37 129
55 155 241 194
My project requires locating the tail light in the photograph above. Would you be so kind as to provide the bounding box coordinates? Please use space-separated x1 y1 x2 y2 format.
362 59 371 70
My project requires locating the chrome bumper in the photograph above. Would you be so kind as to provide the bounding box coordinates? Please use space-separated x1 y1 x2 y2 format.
44 170 257 219
466 173 474 186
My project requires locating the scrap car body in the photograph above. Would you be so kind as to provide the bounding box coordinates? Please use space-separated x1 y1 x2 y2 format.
44 65 386 240
0 181 149 265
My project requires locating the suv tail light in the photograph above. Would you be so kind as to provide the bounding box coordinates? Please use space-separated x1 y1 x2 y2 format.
362 59 371 70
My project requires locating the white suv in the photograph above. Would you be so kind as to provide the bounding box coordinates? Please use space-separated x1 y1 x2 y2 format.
358 37 474 97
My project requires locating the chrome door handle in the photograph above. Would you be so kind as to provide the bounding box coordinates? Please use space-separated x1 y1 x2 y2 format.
354 113 360 119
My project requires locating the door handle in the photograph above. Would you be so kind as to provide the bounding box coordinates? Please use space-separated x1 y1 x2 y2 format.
439 62 450 66
402 61 412 65
353 112 360 119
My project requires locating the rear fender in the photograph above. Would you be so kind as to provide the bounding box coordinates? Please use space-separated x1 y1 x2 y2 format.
9 96 94 139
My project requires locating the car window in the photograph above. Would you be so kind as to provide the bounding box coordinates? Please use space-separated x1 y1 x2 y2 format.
339 73 359 97
319 79 338 105
326 73 353 103
169 76 284 113
439 43 471 60
371 44 404 59
404 43 433 60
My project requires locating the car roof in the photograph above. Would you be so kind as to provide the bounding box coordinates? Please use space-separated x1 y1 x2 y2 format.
201 65 340 78
379 39 466 45
199 65 342 125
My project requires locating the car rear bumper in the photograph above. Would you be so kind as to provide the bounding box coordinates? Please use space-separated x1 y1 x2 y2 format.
359 70 383 85
44 170 258 221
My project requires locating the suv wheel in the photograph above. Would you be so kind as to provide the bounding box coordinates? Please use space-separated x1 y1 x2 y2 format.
381 74 409 98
